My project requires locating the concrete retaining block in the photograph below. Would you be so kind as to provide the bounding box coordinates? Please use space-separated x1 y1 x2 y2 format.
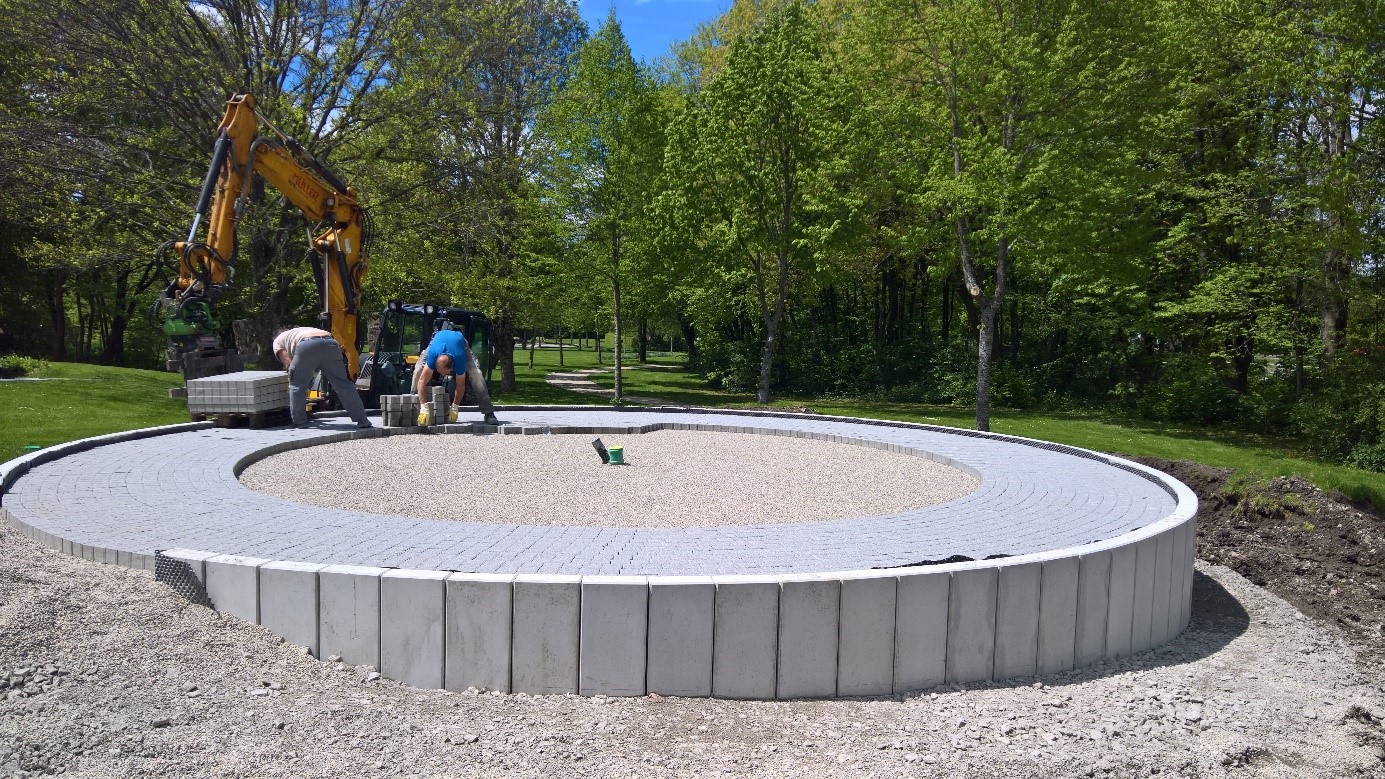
319 564 386 668
993 562 1041 680
1130 536 1158 654
893 569 949 693
1037 557 1079 675
946 567 998 683
204 554 270 623
379 568 443 687
512 575 581 695
445 573 514 693
647 576 715 697
1180 518 1197 632
580 576 649 697
1151 531 1176 647
160 548 215 585
836 574 896 696
1105 544 1138 659
712 578 779 700
259 561 326 657
776 576 840 699
1075 551 1112 668
380 569 448 689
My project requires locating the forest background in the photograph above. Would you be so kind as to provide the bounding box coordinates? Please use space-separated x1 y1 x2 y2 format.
0 0 1381 473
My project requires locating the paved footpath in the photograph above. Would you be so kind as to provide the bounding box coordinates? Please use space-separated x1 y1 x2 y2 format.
0 409 1176 576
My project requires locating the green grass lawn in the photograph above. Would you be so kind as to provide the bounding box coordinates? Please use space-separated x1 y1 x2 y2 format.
4 351 1380 510
0 361 188 462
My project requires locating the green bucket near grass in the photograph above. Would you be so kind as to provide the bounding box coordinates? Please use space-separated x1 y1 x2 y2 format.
608 445 624 465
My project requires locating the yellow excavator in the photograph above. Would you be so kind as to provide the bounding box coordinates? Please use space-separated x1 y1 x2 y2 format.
154 92 370 380
155 92 496 412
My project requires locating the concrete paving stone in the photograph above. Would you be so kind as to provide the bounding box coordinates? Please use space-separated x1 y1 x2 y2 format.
893 569 949 694
512 574 581 695
712 578 780 700
380 569 448 689
579 576 649 697
259 561 326 657
776 576 840 699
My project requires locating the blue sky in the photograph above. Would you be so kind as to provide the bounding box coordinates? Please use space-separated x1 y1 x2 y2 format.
578 0 731 64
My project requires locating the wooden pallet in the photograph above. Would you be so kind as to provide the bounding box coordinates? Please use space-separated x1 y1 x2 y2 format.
190 408 290 429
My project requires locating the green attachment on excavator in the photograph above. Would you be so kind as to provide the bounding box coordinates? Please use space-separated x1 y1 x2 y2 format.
163 301 220 337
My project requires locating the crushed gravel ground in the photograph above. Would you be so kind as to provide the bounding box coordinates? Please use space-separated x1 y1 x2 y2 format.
3 525 1384 778
237 431 980 528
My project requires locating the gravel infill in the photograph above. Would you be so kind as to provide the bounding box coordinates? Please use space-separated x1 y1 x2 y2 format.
3 526 1384 778
237 431 980 528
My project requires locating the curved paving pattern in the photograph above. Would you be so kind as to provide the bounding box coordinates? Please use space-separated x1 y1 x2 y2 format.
0 409 1176 576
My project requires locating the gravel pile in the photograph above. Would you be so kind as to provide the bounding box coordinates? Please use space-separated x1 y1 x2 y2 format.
2 525 1383 778
238 431 980 528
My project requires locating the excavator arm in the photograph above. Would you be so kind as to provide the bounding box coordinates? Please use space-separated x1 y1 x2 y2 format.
156 93 371 377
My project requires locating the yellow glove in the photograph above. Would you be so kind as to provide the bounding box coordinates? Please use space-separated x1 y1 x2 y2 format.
448 405 460 423
417 407 431 426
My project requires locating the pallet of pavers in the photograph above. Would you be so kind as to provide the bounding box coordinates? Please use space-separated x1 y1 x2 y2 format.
186 371 290 428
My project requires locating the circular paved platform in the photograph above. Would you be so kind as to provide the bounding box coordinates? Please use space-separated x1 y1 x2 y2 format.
0 408 1176 576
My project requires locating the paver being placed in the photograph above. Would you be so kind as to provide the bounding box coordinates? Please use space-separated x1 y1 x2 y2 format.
0 406 1198 700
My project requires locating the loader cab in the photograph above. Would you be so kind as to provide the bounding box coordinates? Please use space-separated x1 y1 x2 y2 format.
358 301 495 408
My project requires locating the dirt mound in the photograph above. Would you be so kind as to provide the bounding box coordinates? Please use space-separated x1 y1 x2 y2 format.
1135 457 1385 671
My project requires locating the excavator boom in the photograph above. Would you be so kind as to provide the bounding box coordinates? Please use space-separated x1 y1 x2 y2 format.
157 93 370 377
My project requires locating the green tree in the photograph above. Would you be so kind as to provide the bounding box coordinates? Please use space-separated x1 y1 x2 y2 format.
860 0 1161 430
366 0 584 392
542 11 663 403
661 0 848 404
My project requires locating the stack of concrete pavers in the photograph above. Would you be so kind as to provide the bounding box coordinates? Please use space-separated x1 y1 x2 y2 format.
380 394 422 427
186 371 289 416
429 386 449 426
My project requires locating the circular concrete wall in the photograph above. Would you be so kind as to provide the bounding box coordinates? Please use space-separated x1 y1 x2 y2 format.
0 407 1196 698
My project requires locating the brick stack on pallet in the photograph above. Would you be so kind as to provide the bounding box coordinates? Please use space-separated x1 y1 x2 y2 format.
186 371 290 426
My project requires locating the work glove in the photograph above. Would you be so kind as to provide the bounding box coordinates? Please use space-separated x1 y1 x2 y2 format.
417 406 431 426
448 405 460 423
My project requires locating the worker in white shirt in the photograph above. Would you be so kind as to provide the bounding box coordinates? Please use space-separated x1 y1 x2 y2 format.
271 326 372 429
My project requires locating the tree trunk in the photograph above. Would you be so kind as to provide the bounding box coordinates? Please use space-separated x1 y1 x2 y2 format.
494 316 517 392
679 315 697 366
527 331 535 369
637 317 647 363
558 324 564 367
1321 244 1349 354
976 309 995 433
104 315 128 366
612 239 623 404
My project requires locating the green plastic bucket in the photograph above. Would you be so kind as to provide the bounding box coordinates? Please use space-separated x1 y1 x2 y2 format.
607 445 624 465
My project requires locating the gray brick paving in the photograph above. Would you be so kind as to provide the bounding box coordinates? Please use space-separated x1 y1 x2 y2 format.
1 408 1178 576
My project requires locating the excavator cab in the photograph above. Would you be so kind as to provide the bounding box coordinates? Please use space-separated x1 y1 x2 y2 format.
356 301 495 408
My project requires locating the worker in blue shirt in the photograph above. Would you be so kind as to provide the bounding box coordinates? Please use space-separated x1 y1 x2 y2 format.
411 326 499 425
